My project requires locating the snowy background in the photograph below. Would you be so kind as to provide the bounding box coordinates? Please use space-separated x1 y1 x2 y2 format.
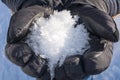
0 1 120 80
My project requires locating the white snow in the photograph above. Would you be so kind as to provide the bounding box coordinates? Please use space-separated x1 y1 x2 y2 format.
26 10 90 79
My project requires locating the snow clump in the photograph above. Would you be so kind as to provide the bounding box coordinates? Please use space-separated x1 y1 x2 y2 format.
26 10 90 80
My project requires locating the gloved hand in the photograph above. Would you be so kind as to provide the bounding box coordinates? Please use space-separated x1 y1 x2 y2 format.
67 3 119 75
5 5 53 78
54 4 119 80
4 1 120 80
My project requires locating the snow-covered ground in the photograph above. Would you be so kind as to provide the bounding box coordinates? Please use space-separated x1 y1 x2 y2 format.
0 1 120 80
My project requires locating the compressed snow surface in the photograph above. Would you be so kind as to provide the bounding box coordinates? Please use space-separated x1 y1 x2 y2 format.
26 10 90 79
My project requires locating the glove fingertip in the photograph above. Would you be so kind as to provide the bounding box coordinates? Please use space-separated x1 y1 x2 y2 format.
5 43 33 67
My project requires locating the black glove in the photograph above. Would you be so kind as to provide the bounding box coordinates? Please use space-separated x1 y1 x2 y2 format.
5 5 53 78
4 1 119 80
67 4 119 75
54 4 119 80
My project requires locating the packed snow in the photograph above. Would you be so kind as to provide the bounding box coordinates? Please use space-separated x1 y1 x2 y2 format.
26 10 90 79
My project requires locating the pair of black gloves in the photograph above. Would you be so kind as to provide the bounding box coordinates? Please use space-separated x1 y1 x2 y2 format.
5 1 119 80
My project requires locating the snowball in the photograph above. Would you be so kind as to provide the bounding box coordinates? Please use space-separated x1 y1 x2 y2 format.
26 10 90 80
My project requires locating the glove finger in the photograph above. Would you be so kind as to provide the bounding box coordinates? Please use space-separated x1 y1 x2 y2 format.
7 5 53 43
63 55 85 80
5 43 34 67
83 37 113 75
22 53 48 78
